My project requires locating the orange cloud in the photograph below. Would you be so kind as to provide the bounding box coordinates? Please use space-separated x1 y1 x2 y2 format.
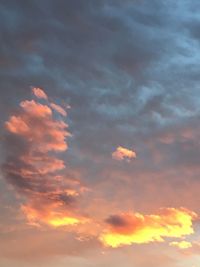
3 88 86 228
6 99 70 153
5 115 29 134
50 102 67 116
100 208 197 248
20 100 52 118
22 201 86 227
112 146 136 161
32 87 48 100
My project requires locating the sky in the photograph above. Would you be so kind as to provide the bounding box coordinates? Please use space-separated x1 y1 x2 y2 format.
1 0 200 266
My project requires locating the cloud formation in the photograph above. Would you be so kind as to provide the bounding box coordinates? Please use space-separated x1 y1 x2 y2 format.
112 146 136 161
100 208 197 248
3 88 85 227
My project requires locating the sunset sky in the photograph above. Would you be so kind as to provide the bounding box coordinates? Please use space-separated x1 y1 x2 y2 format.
1 1 200 267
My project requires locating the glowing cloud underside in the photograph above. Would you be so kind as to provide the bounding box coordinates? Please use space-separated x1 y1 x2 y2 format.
22 204 84 227
4 88 85 227
100 208 197 248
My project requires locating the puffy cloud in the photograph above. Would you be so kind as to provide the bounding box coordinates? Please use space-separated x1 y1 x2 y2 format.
20 100 52 118
3 88 85 227
169 240 192 249
100 208 197 248
5 115 29 134
50 103 67 117
112 146 136 161
32 87 48 100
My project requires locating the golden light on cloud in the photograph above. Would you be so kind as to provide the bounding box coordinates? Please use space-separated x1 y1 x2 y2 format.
22 203 86 228
112 146 136 161
169 240 192 249
100 208 197 248
48 217 80 227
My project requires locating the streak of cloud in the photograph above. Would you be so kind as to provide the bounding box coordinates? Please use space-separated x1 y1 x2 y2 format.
50 103 67 117
32 87 48 100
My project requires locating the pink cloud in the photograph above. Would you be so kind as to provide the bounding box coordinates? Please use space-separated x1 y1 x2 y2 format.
50 102 67 116
6 100 70 153
32 87 48 100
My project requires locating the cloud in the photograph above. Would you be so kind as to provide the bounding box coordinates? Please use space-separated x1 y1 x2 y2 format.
169 241 192 249
100 208 197 248
112 146 136 161
5 99 70 153
32 87 48 100
21 201 87 228
3 88 86 227
20 99 52 117
50 103 67 117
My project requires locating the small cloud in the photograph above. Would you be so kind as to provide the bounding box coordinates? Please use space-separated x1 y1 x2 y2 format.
66 104 71 109
170 240 192 249
32 87 48 100
112 146 136 161
50 102 67 116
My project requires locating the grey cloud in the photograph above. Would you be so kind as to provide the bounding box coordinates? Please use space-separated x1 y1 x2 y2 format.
105 215 128 227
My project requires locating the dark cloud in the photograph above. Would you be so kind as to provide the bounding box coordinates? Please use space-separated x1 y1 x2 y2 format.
105 215 128 227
